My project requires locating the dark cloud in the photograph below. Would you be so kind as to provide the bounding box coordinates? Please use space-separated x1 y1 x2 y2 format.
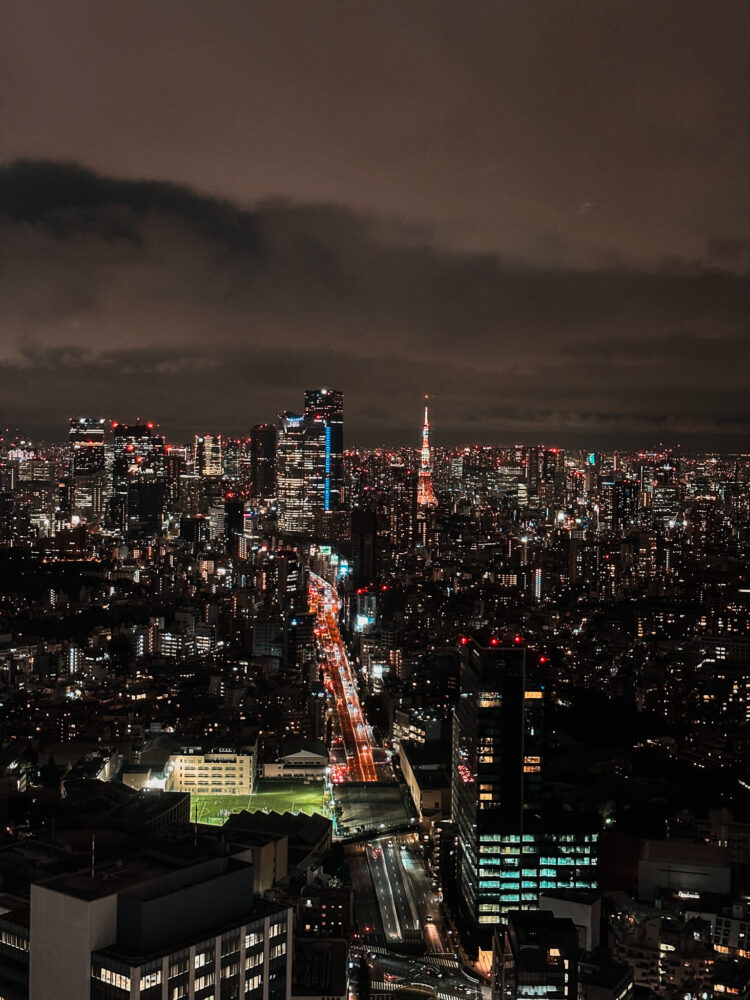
0 160 748 448
2 1 748 266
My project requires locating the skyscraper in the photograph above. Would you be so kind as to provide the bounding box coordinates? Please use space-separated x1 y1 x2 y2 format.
276 390 344 534
250 423 277 499
111 422 167 532
386 460 418 551
194 433 223 477
68 417 106 518
304 388 344 511
351 507 379 585
276 412 322 533
452 637 597 952
224 493 245 555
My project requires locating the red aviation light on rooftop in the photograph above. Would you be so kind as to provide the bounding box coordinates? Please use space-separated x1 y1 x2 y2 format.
490 637 499 646
514 634 523 644
460 636 469 645
539 656 548 663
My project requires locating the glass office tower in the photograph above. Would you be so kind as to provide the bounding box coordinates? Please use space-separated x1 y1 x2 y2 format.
452 637 597 948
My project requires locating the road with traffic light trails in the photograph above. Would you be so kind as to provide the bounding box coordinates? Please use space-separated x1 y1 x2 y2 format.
310 572 378 783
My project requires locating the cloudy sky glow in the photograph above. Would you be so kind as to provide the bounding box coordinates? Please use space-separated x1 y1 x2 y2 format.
1 1 748 447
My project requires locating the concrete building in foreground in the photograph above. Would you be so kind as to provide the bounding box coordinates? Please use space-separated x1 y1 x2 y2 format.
0 845 292 1000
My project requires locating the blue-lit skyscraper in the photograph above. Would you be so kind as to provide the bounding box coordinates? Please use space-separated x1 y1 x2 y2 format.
276 390 344 535
304 388 344 512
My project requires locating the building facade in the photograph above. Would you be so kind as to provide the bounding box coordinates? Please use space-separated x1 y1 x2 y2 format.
1 850 292 1000
167 746 257 797
452 638 597 946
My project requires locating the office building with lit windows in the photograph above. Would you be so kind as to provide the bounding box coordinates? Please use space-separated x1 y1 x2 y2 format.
452 637 597 951
277 412 316 534
69 416 107 519
277 391 344 535
195 434 223 477
111 422 167 532
304 388 344 512
0 846 292 1000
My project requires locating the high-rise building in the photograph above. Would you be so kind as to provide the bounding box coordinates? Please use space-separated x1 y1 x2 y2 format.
68 417 106 518
277 392 345 534
277 412 314 533
224 494 245 555
250 423 277 499
452 637 597 951
304 388 344 512
194 434 223 477
610 480 639 532
386 460 417 551
350 507 379 585
539 448 566 510
111 422 167 532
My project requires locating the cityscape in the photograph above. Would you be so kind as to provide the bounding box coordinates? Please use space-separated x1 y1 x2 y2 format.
1 394 750 1000
1 3 749 1000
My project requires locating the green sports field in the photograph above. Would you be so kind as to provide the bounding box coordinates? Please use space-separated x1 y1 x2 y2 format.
191 780 328 826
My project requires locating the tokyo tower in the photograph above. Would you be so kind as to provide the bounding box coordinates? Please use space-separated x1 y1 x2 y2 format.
417 396 438 508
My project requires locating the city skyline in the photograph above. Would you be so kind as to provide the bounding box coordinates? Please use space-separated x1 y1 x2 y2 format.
4 395 750 455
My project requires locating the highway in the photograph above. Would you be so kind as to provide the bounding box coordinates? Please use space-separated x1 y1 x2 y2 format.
310 572 377 782
348 850 385 941
361 834 452 952
365 837 421 943
399 837 451 953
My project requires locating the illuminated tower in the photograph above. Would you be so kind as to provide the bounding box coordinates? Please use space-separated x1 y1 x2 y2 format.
304 388 344 511
417 397 438 508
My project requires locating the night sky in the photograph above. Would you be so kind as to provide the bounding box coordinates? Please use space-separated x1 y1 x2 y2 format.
1 1 748 448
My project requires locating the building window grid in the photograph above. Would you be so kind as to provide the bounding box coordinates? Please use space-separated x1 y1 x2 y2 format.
93 966 132 991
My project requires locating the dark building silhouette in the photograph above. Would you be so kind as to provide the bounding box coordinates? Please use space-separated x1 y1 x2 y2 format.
250 423 277 499
351 507 379 585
